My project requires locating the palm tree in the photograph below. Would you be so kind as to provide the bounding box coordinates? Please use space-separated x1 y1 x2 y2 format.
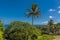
26 4 40 25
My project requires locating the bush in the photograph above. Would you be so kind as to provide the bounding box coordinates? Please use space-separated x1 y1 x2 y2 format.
0 31 4 40
4 21 41 40
4 21 54 40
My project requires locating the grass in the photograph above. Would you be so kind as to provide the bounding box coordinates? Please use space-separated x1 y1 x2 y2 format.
38 35 54 40
53 35 60 39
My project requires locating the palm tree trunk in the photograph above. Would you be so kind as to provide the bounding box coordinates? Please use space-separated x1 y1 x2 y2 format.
32 15 34 25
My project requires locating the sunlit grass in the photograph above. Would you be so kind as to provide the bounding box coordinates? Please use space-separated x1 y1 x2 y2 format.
38 35 54 40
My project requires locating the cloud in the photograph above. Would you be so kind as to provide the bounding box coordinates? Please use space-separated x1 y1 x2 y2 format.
58 10 60 14
49 16 53 19
49 9 56 12
54 22 58 24
58 6 60 8
41 21 48 25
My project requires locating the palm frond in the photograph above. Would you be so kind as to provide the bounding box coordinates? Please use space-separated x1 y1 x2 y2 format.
26 4 40 18
26 12 32 17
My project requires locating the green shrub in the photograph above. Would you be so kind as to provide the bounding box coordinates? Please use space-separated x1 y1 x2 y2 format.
4 21 54 40
4 21 41 40
0 31 4 40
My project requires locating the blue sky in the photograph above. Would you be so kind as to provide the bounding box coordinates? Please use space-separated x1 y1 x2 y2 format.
0 0 60 25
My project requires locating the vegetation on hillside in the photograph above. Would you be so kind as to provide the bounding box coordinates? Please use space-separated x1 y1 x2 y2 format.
4 21 41 40
4 21 54 40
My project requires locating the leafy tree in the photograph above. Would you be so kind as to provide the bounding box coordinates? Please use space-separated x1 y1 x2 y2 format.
4 21 41 40
48 19 54 28
48 19 54 34
26 4 40 25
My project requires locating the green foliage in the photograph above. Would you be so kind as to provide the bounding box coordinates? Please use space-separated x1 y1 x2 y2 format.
0 20 4 40
55 23 60 28
4 21 41 40
26 4 40 18
48 19 54 28
0 31 4 40
0 20 4 31
38 35 54 40
4 21 55 40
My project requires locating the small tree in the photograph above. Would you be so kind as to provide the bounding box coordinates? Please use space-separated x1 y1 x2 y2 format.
48 19 54 34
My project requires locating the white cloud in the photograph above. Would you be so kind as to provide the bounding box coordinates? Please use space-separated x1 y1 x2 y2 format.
58 10 60 14
41 21 48 25
54 22 58 24
58 6 60 8
49 16 53 19
49 9 56 12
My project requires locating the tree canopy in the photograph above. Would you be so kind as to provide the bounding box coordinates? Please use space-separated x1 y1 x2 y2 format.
4 21 41 40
